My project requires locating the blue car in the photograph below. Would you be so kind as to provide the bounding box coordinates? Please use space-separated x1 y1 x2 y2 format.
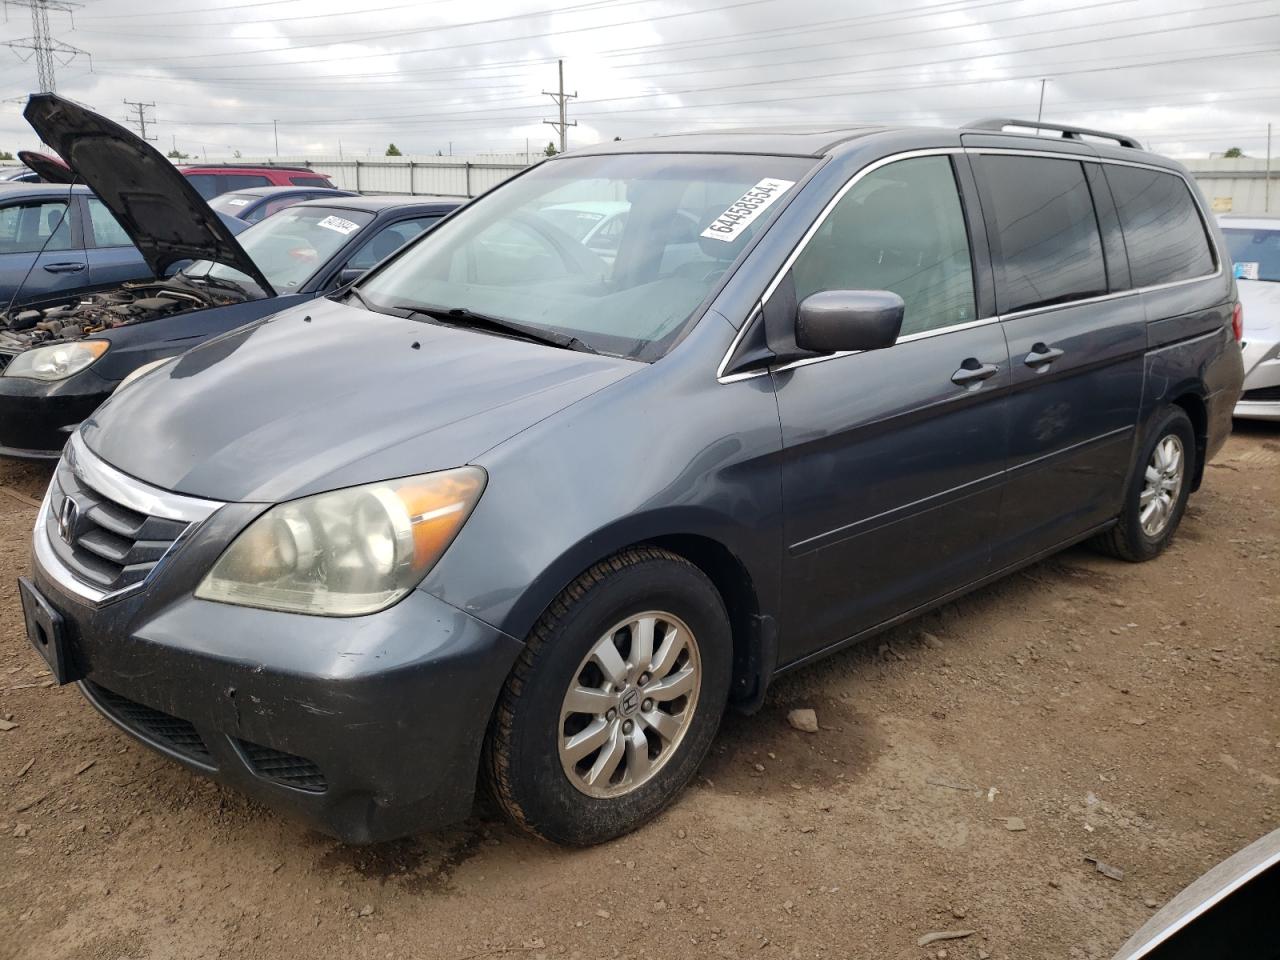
208 184 358 225
0 94 458 458
0 182 154 310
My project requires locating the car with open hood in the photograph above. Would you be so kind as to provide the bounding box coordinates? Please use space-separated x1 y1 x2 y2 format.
0 94 458 459
21 118 1242 846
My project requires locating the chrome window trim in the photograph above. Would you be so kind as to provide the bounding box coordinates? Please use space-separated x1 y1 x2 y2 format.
716 145 1223 385
66 433 222 523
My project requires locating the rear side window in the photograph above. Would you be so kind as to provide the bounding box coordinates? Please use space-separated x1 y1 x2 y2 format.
345 217 439 271
86 198 133 247
222 174 271 191
977 155 1107 313
1104 165 1215 287
791 155 976 336
290 176 331 188
184 173 220 199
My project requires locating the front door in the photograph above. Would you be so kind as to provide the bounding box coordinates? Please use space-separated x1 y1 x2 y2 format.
772 154 1010 661
0 196 87 308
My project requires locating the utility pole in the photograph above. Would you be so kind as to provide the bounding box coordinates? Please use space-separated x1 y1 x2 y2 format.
1266 122 1272 213
273 120 279 157
2 0 87 94
542 59 577 153
122 100 157 142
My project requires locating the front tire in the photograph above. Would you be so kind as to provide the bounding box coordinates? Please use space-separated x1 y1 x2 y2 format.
1093 406 1196 562
484 547 731 845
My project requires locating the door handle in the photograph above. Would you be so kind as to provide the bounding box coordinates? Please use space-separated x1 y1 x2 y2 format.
951 359 1000 386
43 262 86 274
1023 343 1064 367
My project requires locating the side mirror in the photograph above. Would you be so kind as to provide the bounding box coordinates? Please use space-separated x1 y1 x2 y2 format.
336 266 364 287
795 290 904 354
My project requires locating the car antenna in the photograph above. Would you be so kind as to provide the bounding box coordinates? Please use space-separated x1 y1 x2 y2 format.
3 172 80 327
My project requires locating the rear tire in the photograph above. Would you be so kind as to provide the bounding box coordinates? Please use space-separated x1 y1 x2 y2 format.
1093 406 1196 562
484 547 731 846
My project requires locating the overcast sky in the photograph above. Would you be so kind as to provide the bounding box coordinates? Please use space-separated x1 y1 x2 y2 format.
0 0 1276 159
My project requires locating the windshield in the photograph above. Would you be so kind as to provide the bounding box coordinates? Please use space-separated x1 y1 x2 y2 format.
357 153 816 360
1223 227 1280 282
183 205 373 293
207 192 258 215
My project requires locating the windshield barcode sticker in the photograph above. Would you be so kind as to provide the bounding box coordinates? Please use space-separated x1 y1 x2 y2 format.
1234 261 1259 281
317 215 360 235
701 178 796 243
226 198 250 207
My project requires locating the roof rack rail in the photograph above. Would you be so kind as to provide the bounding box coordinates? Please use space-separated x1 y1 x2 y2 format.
179 162 319 171
966 118 1144 150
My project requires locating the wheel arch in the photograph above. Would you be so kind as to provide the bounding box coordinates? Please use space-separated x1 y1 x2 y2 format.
499 510 779 713
1169 389 1208 491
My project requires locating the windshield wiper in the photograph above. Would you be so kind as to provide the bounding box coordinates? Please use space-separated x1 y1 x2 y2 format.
398 303 595 353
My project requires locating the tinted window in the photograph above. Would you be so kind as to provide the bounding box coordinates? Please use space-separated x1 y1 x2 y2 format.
185 173 220 199
1222 227 1280 282
222 174 271 191
290 176 331 188
345 217 439 271
1105 165 1215 286
0 200 72 253
792 156 976 336
86 198 133 247
979 155 1107 313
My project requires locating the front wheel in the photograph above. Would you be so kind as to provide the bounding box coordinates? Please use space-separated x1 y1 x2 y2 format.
1093 406 1196 562
484 547 731 845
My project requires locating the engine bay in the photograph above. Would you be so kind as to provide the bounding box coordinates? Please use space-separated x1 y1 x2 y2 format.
0 279 246 356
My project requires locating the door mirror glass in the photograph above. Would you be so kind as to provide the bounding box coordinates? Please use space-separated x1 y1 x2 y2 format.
795 290 904 354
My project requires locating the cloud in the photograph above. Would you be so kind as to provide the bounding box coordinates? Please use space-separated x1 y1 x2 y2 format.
0 0 1276 159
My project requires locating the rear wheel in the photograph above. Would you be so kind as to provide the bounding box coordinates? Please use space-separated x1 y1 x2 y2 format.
1093 406 1196 562
484 547 731 845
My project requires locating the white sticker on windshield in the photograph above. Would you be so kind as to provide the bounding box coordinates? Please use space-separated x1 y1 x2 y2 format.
317 215 360 235
1235 261 1259 281
225 198 250 207
701 178 796 243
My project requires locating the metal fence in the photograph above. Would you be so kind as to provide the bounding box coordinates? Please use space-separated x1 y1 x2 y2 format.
227 154 534 198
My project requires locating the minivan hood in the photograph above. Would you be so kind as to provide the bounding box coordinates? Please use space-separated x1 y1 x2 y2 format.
81 298 640 502
23 94 275 295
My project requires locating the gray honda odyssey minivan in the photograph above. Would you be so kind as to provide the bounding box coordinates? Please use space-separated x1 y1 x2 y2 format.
22 114 1244 845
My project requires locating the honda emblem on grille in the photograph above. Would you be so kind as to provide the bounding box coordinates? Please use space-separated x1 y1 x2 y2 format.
57 498 77 545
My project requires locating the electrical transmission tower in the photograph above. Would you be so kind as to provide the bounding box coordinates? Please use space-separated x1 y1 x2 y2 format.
123 100 157 142
542 59 577 154
2 0 88 93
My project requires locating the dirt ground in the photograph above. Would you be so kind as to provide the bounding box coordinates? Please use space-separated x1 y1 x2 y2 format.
0 426 1276 960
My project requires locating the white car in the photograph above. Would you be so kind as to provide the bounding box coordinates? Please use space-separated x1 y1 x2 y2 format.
1221 215 1280 420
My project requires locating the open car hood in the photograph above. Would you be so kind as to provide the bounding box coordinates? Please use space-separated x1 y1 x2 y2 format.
16 150 73 184
23 94 275 296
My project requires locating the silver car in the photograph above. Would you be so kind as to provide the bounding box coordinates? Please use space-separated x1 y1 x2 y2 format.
1221 215 1280 420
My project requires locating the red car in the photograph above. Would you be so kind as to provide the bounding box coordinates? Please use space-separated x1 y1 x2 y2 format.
177 164 337 199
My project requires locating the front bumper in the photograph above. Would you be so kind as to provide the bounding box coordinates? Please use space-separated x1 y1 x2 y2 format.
28 483 523 843
0 367 113 458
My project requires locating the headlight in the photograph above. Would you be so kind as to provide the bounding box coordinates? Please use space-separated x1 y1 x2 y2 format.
4 340 109 381
195 467 486 616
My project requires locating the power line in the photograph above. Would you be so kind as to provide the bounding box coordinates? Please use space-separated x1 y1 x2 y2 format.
1 0 87 93
123 99 157 141
542 59 577 154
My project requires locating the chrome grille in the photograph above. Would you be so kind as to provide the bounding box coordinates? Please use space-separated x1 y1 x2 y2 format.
36 434 222 603
47 462 190 593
